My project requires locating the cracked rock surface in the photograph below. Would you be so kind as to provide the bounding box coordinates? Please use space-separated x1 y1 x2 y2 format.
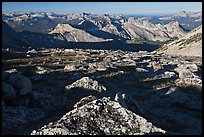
31 96 166 135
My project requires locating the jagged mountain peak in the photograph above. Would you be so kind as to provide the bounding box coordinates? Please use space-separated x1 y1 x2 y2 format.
165 21 179 27
2 11 200 44
49 23 106 42
50 23 74 34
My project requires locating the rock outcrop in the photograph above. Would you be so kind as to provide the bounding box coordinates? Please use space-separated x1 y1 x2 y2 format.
31 96 166 135
174 63 202 86
65 77 106 92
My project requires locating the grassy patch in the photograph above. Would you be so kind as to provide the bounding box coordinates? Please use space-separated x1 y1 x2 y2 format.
2 51 83 70
175 82 192 88
173 39 186 45
132 38 169 46
176 33 202 49
152 81 173 90
97 71 126 78
183 33 202 45
132 38 143 44
141 75 161 82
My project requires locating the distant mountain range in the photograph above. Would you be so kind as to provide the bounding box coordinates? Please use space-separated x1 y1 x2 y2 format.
2 11 202 52
141 11 202 31
2 11 201 33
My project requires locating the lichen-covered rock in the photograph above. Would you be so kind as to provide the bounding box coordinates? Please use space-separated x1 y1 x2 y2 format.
73 95 97 108
65 77 106 92
31 96 166 135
